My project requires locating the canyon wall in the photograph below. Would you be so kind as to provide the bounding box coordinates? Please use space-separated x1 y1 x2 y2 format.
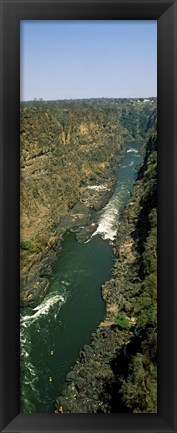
20 98 156 308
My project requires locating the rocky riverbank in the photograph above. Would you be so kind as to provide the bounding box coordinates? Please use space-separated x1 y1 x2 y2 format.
20 167 120 308
55 128 157 413
55 189 139 413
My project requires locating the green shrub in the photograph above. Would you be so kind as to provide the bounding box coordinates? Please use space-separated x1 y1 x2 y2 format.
115 313 131 330
20 240 41 253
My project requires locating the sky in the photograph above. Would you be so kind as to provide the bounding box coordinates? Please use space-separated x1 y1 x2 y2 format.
20 20 157 101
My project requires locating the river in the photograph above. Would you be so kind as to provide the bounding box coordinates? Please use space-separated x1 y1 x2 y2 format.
20 141 143 413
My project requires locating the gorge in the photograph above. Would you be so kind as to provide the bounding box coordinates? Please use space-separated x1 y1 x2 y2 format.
20 98 157 413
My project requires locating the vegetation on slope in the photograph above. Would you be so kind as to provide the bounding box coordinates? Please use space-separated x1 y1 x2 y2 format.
115 128 157 413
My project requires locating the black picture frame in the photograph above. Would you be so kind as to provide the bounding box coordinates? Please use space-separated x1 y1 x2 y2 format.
0 0 177 432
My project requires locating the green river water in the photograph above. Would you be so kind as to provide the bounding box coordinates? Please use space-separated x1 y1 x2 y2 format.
20 142 143 413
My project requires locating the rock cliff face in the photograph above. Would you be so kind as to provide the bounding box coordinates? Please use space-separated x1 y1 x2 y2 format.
20 100 123 306
55 128 157 414
20 98 156 308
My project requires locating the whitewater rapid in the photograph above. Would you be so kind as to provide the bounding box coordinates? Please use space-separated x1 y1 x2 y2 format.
92 148 140 241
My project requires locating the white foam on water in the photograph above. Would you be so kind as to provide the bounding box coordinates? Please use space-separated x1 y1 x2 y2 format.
25 361 36 377
20 286 68 411
89 146 142 242
20 290 67 409
21 361 38 388
127 148 139 153
21 339 41 409
20 294 65 327
20 331 27 345
87 184 108 191
92 193 122 241
21 344 30 360
61 280 70 286
24 377 37 386
20 327 31 360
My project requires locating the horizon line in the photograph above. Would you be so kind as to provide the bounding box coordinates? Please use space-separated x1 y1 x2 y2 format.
20 96 157 103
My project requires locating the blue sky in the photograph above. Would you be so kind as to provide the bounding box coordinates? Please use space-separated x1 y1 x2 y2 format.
20 20 157 101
